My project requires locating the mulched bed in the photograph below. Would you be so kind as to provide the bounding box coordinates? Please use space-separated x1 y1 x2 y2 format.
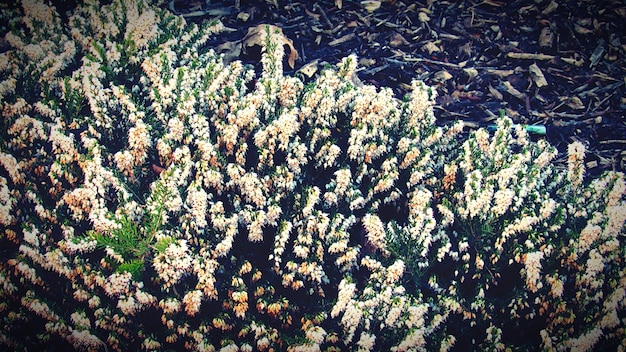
169 0 626 176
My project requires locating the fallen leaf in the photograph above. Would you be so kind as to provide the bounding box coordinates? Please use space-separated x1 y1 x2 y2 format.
335 0 342 9
504 107 520 119
432 70 453 83
242 24 299 69
216 41 242 64
528 63 548 87
592 72 620 82
389 33 409 47
361 0 381 12
534 92 547 103
298 60 318 78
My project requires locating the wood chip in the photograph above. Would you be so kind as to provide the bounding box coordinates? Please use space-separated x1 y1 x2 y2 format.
589 40 606 68
541 1 558 15
329 33 355 46
361 0 381 13
561 57 584 67
566 96 585 110
463 67 479 79
488 84 504 100
389 33 409 47
574 23 593 34
539 27 553 47
439 33 462 40
421 41 441 54
528 63 548 87
486 69 515 77
503 81 526 100
480 0 503 6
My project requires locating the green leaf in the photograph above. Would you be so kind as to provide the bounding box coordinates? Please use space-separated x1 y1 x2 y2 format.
154 237 175 254
117 258 145 280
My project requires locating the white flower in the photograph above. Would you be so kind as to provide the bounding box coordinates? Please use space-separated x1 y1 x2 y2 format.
523 251 544 293
357 332 376 351
362 213 388 255
104 272 132 297
305 326 327 344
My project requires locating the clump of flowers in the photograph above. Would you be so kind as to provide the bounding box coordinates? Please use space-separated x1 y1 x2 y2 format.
0 0 624 351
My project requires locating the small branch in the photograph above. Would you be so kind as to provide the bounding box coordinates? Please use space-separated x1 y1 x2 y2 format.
402 55 466 69
313 3 333 29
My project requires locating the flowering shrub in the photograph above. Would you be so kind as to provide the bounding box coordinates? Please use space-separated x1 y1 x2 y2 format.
0 0 624 351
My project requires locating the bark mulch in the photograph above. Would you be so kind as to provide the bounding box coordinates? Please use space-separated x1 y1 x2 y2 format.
169 0 626 177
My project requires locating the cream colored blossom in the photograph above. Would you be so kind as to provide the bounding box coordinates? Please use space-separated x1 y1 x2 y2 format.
182 289 203 316
357 332 376 351
104 271 132 297
566 327 602 352
67 329 104 350
186 185 208 229
0 176 15 225
0 152 23 184
117 295 138 315
153 240 192 290
567 141 586 189
125 4 158 50
523 251 544 293
362 214 388 255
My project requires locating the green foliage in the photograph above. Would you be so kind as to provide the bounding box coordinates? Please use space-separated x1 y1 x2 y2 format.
117 258 145 280
84 182 169 278
87 213 148 261
154 236 175 254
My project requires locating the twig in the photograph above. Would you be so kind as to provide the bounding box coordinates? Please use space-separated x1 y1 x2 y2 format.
507 52 555 60
401 55 466 69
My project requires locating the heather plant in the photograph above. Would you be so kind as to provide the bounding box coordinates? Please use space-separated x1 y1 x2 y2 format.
391 116 626 350
0 0 624 351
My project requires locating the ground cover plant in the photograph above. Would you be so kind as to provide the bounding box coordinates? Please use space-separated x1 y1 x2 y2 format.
0 0 624 351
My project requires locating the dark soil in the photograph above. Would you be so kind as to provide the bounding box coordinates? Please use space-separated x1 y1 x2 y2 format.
169 0 626 177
